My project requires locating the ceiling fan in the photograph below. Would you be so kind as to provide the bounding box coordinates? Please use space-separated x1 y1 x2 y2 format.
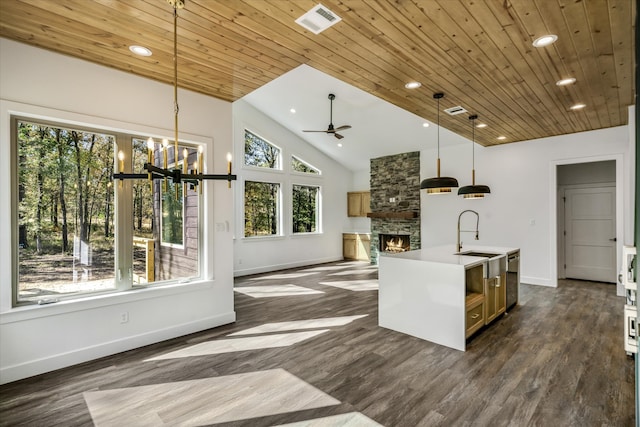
303 93 352 139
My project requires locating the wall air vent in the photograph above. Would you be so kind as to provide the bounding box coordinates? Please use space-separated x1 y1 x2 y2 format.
444 106 468 116
295 4 342 35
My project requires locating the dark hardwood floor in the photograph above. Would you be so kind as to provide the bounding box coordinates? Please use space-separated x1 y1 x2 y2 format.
0 261 634 426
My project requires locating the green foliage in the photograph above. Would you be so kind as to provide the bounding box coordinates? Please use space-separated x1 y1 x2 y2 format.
291 156 319 174
244 130 280 168
17 121 115 254
244 181 279 237
162 181 183 245
292 185 318 233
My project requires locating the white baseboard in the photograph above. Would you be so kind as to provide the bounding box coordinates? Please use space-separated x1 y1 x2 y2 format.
521 276 556 287
0 311 236 385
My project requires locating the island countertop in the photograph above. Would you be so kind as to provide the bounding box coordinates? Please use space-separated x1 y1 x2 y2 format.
380 244 519 267
378 244 519 351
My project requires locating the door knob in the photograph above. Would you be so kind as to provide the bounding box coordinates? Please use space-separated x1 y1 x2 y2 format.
609 237 617 242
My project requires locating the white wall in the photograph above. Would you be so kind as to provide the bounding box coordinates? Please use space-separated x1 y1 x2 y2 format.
0 39 235 384
232 100 353 276
420 125 632 287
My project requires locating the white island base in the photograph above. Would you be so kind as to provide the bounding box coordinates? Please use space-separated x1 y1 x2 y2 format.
378 245 518 351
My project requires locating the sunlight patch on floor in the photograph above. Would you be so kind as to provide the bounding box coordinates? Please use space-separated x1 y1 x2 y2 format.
274 412 383 426
84 369 340 426
145 330 328 361
249 272 319 280
319 280 379 291
229 315 368 336
234 284 324 298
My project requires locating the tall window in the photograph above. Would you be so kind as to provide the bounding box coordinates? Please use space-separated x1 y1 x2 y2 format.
292 185 319 233
13 118 201 305
15 120 116 302
244 130 280 169
244 181 280 237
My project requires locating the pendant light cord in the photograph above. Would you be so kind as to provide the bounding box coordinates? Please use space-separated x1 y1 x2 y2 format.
173 6 179 161
437 96 440 159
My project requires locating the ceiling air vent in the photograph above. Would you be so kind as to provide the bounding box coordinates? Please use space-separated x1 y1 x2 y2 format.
295 4 342 35
444 106 468 116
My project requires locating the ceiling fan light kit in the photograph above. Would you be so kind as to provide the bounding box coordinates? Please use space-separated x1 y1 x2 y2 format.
458 114 491 199
420 92 459 194
302 93 352 139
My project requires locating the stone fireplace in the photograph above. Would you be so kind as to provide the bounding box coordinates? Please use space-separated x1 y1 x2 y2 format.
369 151 421 264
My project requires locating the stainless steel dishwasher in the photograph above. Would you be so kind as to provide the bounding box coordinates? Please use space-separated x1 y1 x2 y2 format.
506 251 520 310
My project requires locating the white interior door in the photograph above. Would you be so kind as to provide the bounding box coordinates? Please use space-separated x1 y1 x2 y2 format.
564 186 616 283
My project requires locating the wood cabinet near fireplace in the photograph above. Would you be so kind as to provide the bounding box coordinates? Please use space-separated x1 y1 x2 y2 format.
347 191 371 217
343 233 371 261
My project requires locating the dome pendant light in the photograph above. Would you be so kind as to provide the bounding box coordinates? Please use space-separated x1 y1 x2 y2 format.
458 114 491 199
420 93 459 194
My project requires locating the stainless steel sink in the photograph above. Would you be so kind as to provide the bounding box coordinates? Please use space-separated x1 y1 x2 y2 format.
457 251 506 278
457 251 502 258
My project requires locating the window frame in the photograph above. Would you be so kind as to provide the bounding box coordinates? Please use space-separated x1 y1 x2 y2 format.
10 115 204 307
291 155 321 176
291 183 321 235
242 179 282 239
243 129 283 172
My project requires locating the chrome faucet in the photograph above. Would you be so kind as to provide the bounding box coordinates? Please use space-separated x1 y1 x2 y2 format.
457 209 479 252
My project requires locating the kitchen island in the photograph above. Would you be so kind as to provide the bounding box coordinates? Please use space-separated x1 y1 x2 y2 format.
378 245 519 351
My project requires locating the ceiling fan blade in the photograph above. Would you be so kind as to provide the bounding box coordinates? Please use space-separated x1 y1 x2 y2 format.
334 125 351 131
334 133 344 139
303 130 329 133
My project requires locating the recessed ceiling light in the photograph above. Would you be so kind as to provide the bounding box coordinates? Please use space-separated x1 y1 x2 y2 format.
497 136 506 140
405 81 421 89
290 108 296 114
556 77 576 86
422 122 430 128
129 45 152 56
476 123 487 128
532 34 558 48
337 143 343 147
570 103 586 110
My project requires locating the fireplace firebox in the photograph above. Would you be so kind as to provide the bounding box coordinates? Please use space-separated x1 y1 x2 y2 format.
379 233 411 253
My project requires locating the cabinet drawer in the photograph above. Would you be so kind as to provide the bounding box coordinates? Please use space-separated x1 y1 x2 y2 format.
465 303 485 338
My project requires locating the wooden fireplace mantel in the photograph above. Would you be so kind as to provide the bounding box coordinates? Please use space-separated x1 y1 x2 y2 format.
366 212 419 219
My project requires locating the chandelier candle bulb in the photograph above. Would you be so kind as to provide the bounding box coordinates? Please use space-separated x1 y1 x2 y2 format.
117 150 125 188
146 137 154 190
118 150 125 173
162 139 169 168
226 152 232 188
183 148 188 174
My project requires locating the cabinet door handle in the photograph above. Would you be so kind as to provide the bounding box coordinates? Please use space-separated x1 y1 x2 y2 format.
471 313 480 319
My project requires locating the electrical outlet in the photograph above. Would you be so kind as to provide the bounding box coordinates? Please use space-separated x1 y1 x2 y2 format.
120 312 129 324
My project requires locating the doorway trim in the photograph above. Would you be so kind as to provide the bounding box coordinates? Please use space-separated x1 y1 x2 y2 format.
549 154 624 295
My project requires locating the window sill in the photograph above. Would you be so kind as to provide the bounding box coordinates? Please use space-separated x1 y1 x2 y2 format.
290 232 323 238
0 279 213 325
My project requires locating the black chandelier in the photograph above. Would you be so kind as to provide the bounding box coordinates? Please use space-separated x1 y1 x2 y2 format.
112 0 236 190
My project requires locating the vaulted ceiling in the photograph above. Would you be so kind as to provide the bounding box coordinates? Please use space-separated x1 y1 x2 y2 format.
0 0 635 147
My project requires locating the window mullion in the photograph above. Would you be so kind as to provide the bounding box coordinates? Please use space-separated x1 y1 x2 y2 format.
114 135 133 290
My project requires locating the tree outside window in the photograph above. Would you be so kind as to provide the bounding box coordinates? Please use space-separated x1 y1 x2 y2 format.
13 118 201 304
244 130 280 169
244 181 280 237
16 120 116 301
291 156 320 174
292 185 319 233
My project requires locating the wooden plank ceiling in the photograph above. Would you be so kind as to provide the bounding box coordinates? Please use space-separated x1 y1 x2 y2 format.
0 0 635 146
